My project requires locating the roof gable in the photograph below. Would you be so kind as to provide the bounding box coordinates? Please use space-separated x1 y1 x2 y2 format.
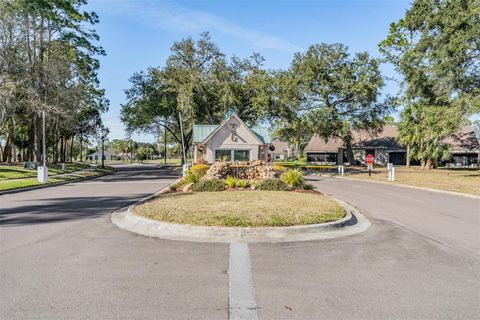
192 111 271 144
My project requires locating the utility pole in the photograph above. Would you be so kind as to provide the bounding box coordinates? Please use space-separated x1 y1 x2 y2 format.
101 135 105 169
178 112 187 165
164 118 167 165
42 111 46 168
37 110 48 183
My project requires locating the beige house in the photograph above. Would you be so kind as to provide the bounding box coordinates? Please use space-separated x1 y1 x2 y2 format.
305 125 479 166
271 139 296 160
192 110 272 164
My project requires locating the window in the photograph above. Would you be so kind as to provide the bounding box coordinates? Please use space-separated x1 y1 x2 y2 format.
307 153 337 163
234 150 250 162
215 150 232 161
215 149 251 162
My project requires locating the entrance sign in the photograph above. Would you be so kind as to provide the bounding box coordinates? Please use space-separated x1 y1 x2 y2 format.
366 154 375 165
366 154 374 177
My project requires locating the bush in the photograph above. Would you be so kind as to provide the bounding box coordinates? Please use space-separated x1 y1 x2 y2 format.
304 165 335 170
225 175 238 188
185 172 201 184
190 164 210 177
273 164 286 172
170 182 179 190
303 183 315 190
250 180 259 190
191 178 225 192
236 179 248 188
281 169 305 189
257 178 289 191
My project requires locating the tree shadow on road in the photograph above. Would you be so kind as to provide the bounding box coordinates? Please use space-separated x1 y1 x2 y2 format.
0 194 149 226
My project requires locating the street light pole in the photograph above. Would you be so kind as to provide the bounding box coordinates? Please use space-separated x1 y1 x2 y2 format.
42 110 46 168
178 111 187 165
164 117 167 166
37 110 48 183
101 135 105 168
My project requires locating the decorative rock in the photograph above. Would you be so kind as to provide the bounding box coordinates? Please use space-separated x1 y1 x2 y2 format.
204 160 276 180
182 183 194 192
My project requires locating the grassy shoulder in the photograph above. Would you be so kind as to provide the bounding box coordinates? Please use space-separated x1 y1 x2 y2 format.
0 162 91 180
134 190 345 227
0 166 114 191
349 166 480 195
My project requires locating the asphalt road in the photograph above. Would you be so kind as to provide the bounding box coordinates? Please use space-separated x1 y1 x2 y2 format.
1 165 479 319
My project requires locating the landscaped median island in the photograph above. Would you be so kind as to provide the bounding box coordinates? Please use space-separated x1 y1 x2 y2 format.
135 191 345 227
112 161 371 242
133 161 344 227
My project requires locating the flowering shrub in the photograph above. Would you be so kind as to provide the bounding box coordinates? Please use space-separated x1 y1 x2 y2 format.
190 164 210 176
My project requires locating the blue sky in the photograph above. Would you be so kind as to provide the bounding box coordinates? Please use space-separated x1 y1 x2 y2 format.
88 0 411 142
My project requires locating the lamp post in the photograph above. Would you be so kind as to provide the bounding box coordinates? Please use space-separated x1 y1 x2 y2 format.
37 110 48 183
100 127 109 169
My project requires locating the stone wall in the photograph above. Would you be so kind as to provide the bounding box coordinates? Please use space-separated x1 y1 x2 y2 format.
204 161 275 180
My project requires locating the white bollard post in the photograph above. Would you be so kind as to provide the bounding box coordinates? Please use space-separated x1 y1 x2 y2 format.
341 165 344 176
338 165 344 176
391 166 395 181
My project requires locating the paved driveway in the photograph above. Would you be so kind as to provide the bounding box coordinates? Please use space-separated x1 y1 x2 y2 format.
1 166 478 319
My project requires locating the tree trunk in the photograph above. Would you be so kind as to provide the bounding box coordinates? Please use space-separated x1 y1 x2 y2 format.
344 139 355 165
70 135 74 162
79 132 83 162
34 113 42 163
60 136 63 163
425 159 433 170
406 144 410 168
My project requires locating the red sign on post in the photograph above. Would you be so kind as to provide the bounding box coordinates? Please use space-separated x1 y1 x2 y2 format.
366 154 375 165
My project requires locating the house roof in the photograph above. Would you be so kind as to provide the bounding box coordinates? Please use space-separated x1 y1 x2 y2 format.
192 125 218 143
192 111 271 144
352 125 403 149
272 139 291 152
305 136 344 153
305 125 479 153
444 125 479 153
305 126 404 153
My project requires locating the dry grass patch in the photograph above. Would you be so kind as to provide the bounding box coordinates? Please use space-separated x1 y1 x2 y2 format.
351 166 480 195
135 191 345 227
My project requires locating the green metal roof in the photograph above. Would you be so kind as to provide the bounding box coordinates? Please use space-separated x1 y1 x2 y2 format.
192 109 271 144
192 125 218 143
251 126 272 144
192 124 271 144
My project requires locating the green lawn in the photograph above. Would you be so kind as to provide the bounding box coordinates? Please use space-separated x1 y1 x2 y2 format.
0 166 114 191
348 166 480 196
135 190 345 227
0 163 91 181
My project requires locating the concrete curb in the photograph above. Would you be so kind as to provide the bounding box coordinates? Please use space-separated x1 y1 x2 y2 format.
111 187 371 243
0 169 116 196
328 175 480 200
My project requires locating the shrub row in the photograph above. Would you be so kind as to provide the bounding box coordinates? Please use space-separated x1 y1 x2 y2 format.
171 167 314 192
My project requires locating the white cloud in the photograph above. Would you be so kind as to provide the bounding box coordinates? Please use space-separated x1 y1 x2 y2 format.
93 0 301 53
